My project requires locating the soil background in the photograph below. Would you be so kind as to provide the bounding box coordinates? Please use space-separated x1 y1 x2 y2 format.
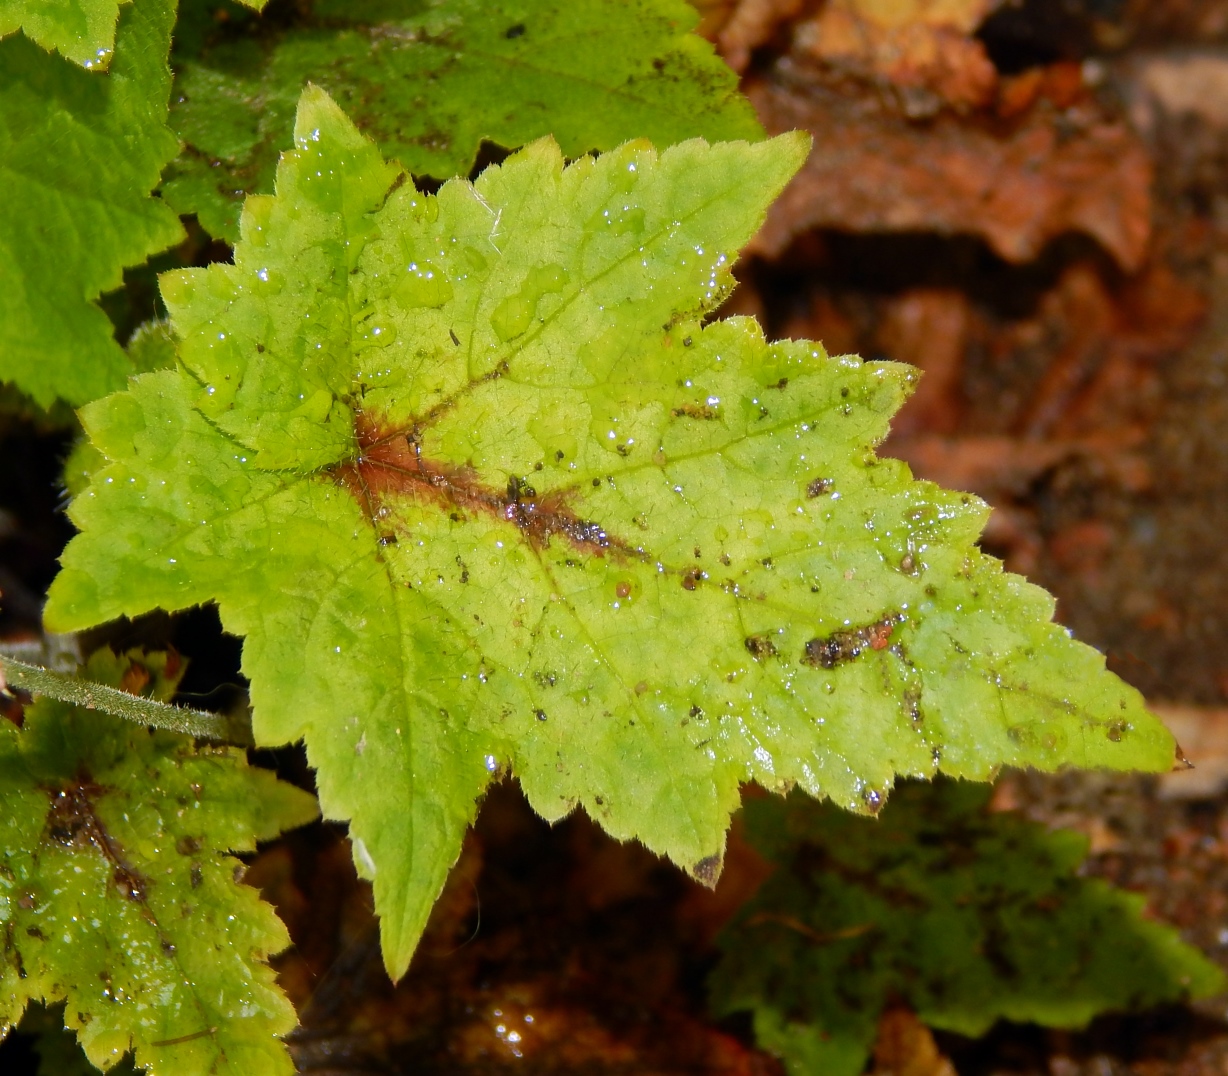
6 0 1228 1072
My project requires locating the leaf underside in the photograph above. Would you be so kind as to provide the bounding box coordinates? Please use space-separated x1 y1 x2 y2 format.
47 86 1175 979
163 0 764 242
0 649 317 1075
711 781 1225 1076
0 0 184 407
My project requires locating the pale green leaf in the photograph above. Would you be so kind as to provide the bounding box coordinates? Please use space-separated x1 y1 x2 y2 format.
47 87 1176 980
0 0 183 407
0 648 318 1075
711 782 1225 1076
162 0 764 241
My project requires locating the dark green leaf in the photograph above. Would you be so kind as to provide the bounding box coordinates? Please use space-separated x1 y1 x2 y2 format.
711 781 1226 1076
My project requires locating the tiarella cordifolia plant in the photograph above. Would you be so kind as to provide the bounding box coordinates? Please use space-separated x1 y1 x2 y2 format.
0 1 1219 1072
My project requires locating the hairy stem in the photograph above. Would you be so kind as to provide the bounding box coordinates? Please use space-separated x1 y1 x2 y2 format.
0 655 246 742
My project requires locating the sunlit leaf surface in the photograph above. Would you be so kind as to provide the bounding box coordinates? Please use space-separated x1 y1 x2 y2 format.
48 86 1175 979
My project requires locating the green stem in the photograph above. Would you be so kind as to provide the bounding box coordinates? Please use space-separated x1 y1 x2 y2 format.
0 655 241 742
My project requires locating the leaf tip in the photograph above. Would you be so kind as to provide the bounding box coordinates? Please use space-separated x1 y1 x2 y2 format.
292 83 364 154
691 852 724 889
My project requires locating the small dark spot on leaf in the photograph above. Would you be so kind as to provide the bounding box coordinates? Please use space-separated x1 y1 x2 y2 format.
505 22 525 38
190 865 203 889
449 329 460 346
720 553 731 566
692 854 722 888
681 568 705 591
592 478 601 487
840 386 850 398
689 705 703 718
682 336 692 347
900 553 916 574
176 835 202 856
806 477 833 497
802 615 901 668
744 635 777 660
255 343 265 353
535 708 548 721
555 449 565 461
671 402 719 420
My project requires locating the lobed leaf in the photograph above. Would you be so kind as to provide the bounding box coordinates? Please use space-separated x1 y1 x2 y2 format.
0 648 318 1074
162 0 765 241
0 0 184 407
710 781 1225 1076
47 87 1176 979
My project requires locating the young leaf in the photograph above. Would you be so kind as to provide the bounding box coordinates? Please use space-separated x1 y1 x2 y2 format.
0 648 318 1074
0 0 268 66
0 0 126 68
47 87 1176 979
162 0 765 241
0 0 183 407
710 781 1225 1076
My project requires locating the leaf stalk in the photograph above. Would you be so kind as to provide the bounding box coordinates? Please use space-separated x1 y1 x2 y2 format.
0 655 243 742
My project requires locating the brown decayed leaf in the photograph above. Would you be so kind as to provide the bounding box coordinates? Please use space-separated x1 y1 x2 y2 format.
713 0 808 73
746 78 1153 270
871 1009 957 1076
793 0 1000 112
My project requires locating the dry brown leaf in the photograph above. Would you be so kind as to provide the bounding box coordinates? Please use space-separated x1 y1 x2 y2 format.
747 78 1153 269
887 432 1151 498
793 0 1000 112
715 0 807 72
871 1009 957 1076
875 289 969 437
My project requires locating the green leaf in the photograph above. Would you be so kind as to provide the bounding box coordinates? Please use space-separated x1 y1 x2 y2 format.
47 87 1176 980
21 1004 140 1076
0 648 317 1074
162 0 765 242
710 782 1226 1076
0 0 126 68
0 0 268 66
0 0 184 407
